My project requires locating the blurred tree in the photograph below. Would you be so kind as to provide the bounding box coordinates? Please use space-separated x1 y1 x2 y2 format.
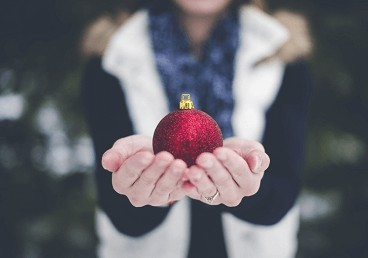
269 1 368 257
0 0 367 257
0 0 130 257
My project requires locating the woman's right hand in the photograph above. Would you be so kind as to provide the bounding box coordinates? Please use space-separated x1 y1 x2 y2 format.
102 135 187 207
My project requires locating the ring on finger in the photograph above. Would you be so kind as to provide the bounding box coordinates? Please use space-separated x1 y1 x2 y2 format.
203 190 219 204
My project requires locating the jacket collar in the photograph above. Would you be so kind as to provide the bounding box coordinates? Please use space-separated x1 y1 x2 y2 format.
239 5 289 65
103 6 289 79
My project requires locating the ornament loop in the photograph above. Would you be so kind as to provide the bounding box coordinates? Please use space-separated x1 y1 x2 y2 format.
179 94 194 110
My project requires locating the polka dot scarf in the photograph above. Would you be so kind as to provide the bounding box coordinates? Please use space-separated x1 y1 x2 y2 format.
149 5 240 138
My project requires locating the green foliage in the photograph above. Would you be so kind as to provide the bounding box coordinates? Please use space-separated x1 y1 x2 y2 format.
270 1 368 257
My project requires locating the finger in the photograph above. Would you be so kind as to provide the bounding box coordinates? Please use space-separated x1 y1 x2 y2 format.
103 135 153 172
132 151 174 194
244 150 270 174
102 149 124 172
196 152 238 195
213 147 251 186
223 138 265 157
214 147 265 196
180 169 195 189
112 134 153 153
181 168 202 200
151 159 187 199
187 165 218 202
169 188 187 203
112 151 154 193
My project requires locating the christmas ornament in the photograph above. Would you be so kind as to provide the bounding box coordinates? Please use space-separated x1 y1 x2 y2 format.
153 94 223 166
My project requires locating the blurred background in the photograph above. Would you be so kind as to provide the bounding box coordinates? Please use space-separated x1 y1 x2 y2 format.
0 0 367 257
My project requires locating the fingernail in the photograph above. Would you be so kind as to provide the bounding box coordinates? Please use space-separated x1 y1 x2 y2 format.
156 153 173 166
157 159 168 166
193 172 201 181
102 151 113 161
201 158 213 168
254 155 262 172
216 151 227 161
182 171 189 181
172 166 182 176
102 152 118 172
140 156 152 166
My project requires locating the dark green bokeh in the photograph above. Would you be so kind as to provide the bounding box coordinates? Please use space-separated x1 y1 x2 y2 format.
0 0 367 257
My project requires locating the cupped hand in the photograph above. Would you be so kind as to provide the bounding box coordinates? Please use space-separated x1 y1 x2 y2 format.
102 135 188 207
183 138 270 207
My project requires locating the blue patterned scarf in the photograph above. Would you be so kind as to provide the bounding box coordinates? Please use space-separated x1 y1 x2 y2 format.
149 5 240 138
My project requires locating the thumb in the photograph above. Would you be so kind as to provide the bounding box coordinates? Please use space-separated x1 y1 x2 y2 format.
101 135 152 172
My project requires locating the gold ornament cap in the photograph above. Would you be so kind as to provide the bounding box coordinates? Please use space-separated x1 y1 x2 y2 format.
179 94 194 110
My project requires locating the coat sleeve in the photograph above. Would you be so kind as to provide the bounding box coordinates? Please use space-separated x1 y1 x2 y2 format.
222 60 312 225
80 57 172 236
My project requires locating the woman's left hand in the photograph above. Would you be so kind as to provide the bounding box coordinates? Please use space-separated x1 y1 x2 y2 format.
183 138 270 206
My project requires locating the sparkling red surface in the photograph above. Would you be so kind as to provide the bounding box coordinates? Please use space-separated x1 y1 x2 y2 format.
153 109 223 166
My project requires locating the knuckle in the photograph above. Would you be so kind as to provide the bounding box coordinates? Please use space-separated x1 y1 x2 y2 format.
202 187 215 197
169 192 179 202
244 181 261 196
242 140 264 152
114 136 133 147
114 138 124 146
155 185 171 196
263 154 271 170
251 141 265 151
160 184 173 194
216 174 231 187
140 175 154 186
231 166 244 179
232 172 242 180
149 199 161 207
112 181 124 195
150 198 167 207
125 169 138 179
226 197 242 207
129 196 145 207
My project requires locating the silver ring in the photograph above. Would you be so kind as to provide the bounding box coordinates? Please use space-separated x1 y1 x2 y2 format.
203 190 219 204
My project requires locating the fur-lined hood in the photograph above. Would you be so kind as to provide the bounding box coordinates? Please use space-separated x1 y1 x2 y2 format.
81 6 312 63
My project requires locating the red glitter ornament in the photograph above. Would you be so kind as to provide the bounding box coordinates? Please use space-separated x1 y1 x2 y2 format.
153 94 223 166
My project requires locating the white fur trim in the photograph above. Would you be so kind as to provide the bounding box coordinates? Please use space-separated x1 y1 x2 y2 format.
103 11 169 136
232 59 286 141
238 6 289 64
232 6 288 141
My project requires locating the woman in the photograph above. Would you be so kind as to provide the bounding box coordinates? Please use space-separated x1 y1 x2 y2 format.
81 0 312 257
